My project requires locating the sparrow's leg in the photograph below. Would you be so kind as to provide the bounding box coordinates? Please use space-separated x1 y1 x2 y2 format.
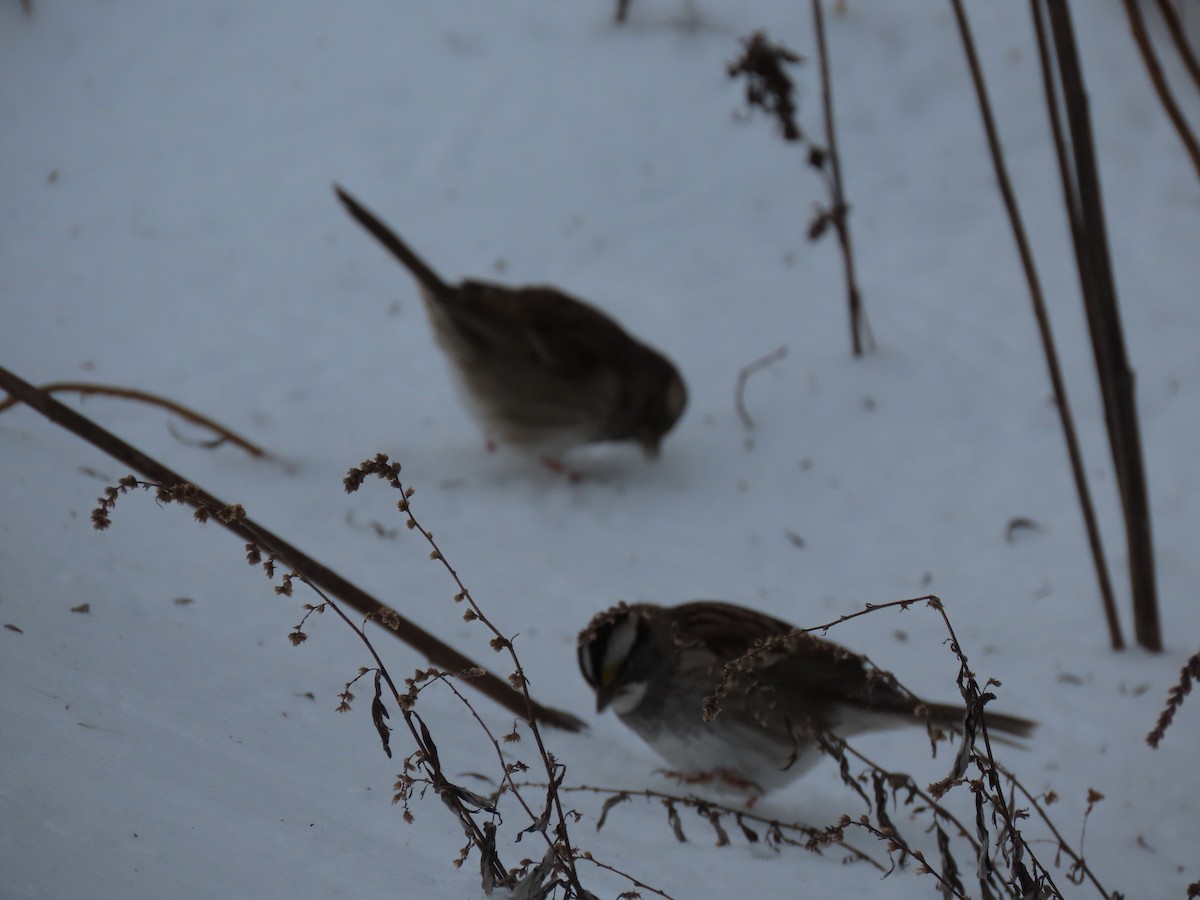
540 456 584 483
658 768 765 800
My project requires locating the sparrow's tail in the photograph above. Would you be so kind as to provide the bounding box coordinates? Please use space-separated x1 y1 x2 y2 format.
334 184 450 298
926 701 1037 740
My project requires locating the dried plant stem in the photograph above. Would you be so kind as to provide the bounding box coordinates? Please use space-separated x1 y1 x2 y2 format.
734 345 788 430
422 670 583 889
346 456 590 894
947 0 1125 651
859 599 1114 897
993 761 1114 898
930 597 1115 897
578 854 675 899
740 594 1117 896
811 0 873 356
1146 648 1200 747
1121 0 1200 178
926 602 1068 897
1154 0 1200 94
0 364 582 731
130 483 515 886
727 30 871 357
543 783 885 871
1036 0 1161 651
98 470 632 896
0 380 268 458
260 547 511 884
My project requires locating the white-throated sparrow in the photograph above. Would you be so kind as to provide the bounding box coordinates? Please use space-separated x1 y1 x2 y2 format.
578 601 1035 794
334 186 687 463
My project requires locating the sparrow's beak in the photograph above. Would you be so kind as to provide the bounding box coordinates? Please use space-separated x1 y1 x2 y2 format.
595 668 618 713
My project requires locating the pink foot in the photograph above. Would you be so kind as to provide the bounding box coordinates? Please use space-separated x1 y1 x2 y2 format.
659 768 764 800
540 456 584 483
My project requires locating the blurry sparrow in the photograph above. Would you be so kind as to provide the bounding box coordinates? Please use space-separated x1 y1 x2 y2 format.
334 186 687 463
578 601 1035 794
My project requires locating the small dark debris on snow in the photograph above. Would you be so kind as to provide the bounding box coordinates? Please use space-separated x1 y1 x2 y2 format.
1005 516 1042 543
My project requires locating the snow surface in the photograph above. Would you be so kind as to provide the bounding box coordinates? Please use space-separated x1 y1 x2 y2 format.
2 1 1198 898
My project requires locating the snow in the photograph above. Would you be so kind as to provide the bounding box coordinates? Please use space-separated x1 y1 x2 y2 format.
2 1 1198 897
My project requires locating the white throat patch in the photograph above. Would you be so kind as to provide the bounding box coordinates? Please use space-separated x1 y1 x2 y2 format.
609 679 649 716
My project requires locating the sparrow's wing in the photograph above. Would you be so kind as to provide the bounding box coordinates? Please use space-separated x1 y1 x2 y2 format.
748 632 910 707
665 601 796 663
669 603 918 715
449 281 636 379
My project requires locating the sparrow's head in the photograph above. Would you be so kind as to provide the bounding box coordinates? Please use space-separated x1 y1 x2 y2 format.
578 603 662 715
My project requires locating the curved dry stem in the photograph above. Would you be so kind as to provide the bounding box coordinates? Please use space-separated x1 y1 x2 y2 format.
1121 0 1200 178
735 345 788 431
0 381 267 458
1153 0 1200 95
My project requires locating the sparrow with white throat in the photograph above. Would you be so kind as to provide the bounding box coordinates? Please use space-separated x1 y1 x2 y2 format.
578 601 1035 795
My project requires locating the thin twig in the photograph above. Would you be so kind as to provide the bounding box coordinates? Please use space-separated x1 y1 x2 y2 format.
950 0 1125 650
811 0 873 356
734 345 788 430
578 853 676 899
0 381 268 458
0 364 583 732
1154 0 1200 94
1122 0 1200 178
